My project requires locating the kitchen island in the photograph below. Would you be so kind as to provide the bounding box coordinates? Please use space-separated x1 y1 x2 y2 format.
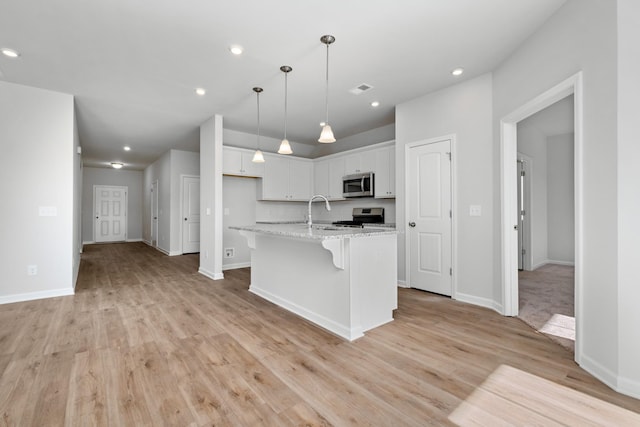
231 223 398 341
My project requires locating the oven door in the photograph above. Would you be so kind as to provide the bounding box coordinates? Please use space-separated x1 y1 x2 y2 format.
342 173 373 197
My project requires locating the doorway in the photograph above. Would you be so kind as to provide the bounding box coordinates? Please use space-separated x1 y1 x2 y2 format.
150 180 158 247
405 137 454 296
94 185 128 243
181 175 200 254
500 72 583 360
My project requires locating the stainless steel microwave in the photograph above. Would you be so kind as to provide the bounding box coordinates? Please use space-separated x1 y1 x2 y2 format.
342 172 374 198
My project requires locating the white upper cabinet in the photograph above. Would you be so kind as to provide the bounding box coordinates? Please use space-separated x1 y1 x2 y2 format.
222 146 264 177
344 150 376 175
260 154 313 201
375 146 395 198
314 157 345 200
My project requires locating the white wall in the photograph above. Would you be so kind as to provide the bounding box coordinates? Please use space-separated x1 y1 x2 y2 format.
143 151 171 253
82 167 144 243
0 81 76 303
547 133 574 264
73 110 82 284
311 124 396 158
223 176 256 269
396 73 495 304
617 0 640 399
492 0 620 391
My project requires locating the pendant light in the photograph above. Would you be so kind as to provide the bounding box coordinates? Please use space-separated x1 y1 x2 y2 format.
252 87 265 163
318 35 336 143
278 65 293 155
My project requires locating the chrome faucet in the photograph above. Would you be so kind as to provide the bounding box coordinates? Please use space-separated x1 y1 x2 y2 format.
308 194 331 228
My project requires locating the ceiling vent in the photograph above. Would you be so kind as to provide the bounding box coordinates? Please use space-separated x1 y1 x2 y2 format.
349 83 374 95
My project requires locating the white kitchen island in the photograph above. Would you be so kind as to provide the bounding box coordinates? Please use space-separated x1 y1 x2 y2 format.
231 223 398 341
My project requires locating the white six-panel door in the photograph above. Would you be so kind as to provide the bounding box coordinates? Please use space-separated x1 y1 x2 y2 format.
94 185 127 243
407 139 452 296
182 176 200 254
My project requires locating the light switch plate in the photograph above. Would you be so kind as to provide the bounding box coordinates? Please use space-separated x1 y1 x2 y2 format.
469 205 482 216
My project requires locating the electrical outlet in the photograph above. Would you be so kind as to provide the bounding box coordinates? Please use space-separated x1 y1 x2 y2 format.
224 248 235 258
27 265 38 276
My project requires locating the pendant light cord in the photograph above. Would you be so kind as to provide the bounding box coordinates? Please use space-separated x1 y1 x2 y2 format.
256 90 261 149
284 72 288 140
325 42 330 124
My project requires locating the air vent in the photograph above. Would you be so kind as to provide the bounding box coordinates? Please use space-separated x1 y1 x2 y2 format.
349 83 374 95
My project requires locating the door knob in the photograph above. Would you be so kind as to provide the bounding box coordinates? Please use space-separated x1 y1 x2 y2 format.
409 222 416 227
184 218 188 221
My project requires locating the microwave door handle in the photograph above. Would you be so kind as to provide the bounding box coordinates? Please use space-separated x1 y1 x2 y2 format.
361 176 365 192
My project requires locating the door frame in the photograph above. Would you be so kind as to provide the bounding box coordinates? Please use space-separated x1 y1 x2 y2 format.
150 180 158 248
404 134 457 298
517 152 533 271
180 174 200 254
93 184 128 243
500 71 583 360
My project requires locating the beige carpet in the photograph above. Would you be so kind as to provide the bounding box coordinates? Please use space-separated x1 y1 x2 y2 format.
518 264 575 353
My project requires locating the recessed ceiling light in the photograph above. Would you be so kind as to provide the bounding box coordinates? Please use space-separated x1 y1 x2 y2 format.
451 67 464 76
371 101 380 107
1 48 20 58
229 45 243 55
123 146 131 151
195 88 206 96
111 162 124 169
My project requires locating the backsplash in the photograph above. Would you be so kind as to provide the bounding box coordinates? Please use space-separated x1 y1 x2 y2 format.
256 198 395 224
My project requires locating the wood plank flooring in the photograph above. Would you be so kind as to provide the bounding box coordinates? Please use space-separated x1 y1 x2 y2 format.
1 242 639 426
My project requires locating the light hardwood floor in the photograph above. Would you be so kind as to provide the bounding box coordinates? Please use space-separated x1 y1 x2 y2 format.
1 242 638 426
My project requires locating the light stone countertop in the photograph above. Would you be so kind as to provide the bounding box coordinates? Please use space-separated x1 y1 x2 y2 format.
230 223 397 240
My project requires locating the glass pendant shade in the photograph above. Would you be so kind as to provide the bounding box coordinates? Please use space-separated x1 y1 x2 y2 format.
318 125 336 143
278 139 293 154
252 149 265 163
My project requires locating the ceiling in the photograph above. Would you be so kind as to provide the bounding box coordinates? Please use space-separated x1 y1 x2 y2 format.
0 0 566 169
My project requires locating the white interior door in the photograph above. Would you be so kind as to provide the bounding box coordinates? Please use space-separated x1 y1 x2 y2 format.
95 185 127 243
151 180 158 247
407 140 452 296
182 176 200 254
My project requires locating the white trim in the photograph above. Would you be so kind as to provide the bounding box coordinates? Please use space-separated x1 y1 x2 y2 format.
83 240 95 245
126 238 143 243
397 280 409 288
532 259 575 270
222 262 251 270
198 267 224 280
618 376 640 401
517 152 534 271
454 292 503 315
500 72 584 365
579 353 619 396
0 288 74 305
142 239 152 246
404 135 457 296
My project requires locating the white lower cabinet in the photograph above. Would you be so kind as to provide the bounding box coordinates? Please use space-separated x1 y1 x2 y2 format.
259 154 313 201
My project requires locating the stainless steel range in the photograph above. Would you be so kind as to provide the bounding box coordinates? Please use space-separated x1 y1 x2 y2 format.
332 207 385 228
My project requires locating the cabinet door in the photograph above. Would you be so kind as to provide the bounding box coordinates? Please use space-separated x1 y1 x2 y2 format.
222 147 243 175
328 157 345 200
289 159 313 200
375 147 395 198
314 160 329 197
262 155 289 200
242 151 264 177
360 150 376 173
344 154 360 175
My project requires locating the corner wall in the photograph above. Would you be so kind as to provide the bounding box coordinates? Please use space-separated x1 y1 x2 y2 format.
0 81 76 303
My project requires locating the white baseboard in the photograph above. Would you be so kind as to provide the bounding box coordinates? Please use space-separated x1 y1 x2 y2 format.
83 240 95 245
0 287 75 305
126 238 143 243
249 284 363 341
222 262 251 271
198 267 224 281
532 259 575 270
168 251 182 256
454 292 503 315
618 374 640 400
579 353 640 400
397 280 409 288
142 239 152 246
